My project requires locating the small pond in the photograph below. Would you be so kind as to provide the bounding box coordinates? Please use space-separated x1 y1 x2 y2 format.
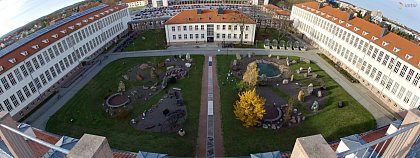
257 63 280 77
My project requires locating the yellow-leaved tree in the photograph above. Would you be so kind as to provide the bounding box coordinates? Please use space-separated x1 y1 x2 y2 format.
242 61 258 87
234 88 266 127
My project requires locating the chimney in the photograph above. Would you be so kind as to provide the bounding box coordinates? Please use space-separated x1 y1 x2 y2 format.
346 11 354 21
380 22 389 37
318 2 325 9
218 7 224 15
197 9 202 14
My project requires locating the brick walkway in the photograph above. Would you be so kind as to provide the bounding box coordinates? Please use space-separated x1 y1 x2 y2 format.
196 55 224 157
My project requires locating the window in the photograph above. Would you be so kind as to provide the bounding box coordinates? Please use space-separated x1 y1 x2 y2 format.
40 74 47 85
183 26 187 31
388 58 395 69
43 51 50 63
29 81 37 93
409 95 419 107
222 25 226 30
406 69 414 81
377 51 384 62
172 26 175 31
228 25 232 30
413 73 420 86
382 54 389 66
1 77 10 90
55 64 61 74
32 58 40 70
400 65 408 77
222 34 225 38
375 71 382 82
37 54 45 66
195 34 199 39
190 34 193 39
361 61 367 71
380 75 388 86
234 25 237 30
178 34 181 39
394 61 401 73
26 61 34 73
173 35 176 40
189 26 192 31
245 26 249 31
3 100 12 111
184 34 187 39
397 87 405 99
23 86 31 97
201 25 204 30
14 69 22 81
7 73 16 85
34 78 42 89
228 34 231 39
370 68 377 78
216 33 220 39
10 95 19 107
245 34 248 39
386 79 393 90
371 48 378 59
391 83 399 94
234 34 237 39
201 34 204 39
50 67 57 78
45 70 52 81
403 91 412 103
48 48 55 59
195 25 199 30
177 26 181 31
0 86 3 95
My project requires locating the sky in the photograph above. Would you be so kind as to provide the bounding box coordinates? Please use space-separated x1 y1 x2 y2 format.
341 0 420 32
0 0 84 37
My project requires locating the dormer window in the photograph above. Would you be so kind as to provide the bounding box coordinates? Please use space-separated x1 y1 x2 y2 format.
20 51 28 56
371 36 378 41
8 58 16 63
32 45 39 49
310 9 315 12
405 54 413 60
393 47 401 52
332 17 337 21
362 31 369 36
100 12 105 15
316 10 320 13
306 6 310 10
382 41 389 46
76 22 82 26
339 20 344 24
0 66 3 71
105 10 110 14
110 9 114 12
60 30 67 34
95 14 100 17
51 34 58 38
354 27 360 31
302 5 306 7
89 17 94 20
83 19 88 23
346 23 352 27
68 26 75 30
42 39 49 43
321 12 325 16
326 15 331 18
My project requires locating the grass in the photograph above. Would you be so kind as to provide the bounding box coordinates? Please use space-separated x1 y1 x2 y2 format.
217 55 376 156
318 53 360 83
46 56 204 156
124 29 167 51
235 28 290 49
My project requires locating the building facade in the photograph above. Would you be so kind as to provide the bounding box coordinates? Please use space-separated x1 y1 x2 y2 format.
123 0 148 8
0 4 130 119
290 2 420 112
164 9 256 45
152 0 168 7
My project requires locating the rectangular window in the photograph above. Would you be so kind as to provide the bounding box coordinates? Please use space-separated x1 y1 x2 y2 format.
201 34 204 39
216 34 220 39
40 74 47 85
375 71 382 82
403 91 412 103
173 35 176 40
382 54 389 66
406 69 414 81
50 67 57 78
32 58 40 70
222 25 226 30
45 70 52 81
172 26 175 31
380 75 388 86
43 51 50 63
201 25 204 30
397 87 406 99
413 73 420 86
370 68 377 78
17 90 25 102
377 51 384 62
1 77 10 90
26 61 34 73
59 61 66 71
245 34 249 39
3 100 13 111
7 73 16 86
14 69 23 81
386 79 393 90
409 95 419 108
183 26 187 31
400 65 408 77
178 34 181 39
189 26 192 31
29 82 37 93
34 78 42 89
372 48 378 59
23 86 31 97
391 83 399 94
48 48 55 59
190 34 193 39
10 94 19 107
52 45 60 56
394 61 401 73
184 34 187 39
195 25 199 30
55 64 61 74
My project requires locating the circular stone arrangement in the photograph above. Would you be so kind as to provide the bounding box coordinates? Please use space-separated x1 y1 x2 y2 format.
106 93 130 108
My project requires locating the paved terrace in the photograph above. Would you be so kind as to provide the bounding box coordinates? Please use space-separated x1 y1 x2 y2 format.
23 48 394 130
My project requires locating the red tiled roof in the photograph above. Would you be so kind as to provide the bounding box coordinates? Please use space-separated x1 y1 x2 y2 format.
165 9 256 25
275 10 291 16
113 151 137 158
263 4 281 11
122 0 143 3
360 126 391 155
295 2 420 68
0 4 127 75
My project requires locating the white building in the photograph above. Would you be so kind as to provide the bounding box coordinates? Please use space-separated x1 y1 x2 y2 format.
261 4 291 20
123 0 148 8
0 4 130 120
291 2 420 112
152 0 168 7
164 9 256 45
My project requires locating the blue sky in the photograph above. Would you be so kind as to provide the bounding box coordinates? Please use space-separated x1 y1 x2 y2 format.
0 0 84 37
341 0 420 32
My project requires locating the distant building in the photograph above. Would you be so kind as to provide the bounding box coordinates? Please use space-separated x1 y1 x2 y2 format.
164 9 256 45
122 0 148 8
370 10 383 24
261 4 291 20
152 0 168 7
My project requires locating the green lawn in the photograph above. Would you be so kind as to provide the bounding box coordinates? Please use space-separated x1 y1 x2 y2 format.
46 56 204 156
319 53 360 83
124 29 167 51
217 55 376 156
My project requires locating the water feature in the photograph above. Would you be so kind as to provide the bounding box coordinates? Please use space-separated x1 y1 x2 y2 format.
257 63 280 77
